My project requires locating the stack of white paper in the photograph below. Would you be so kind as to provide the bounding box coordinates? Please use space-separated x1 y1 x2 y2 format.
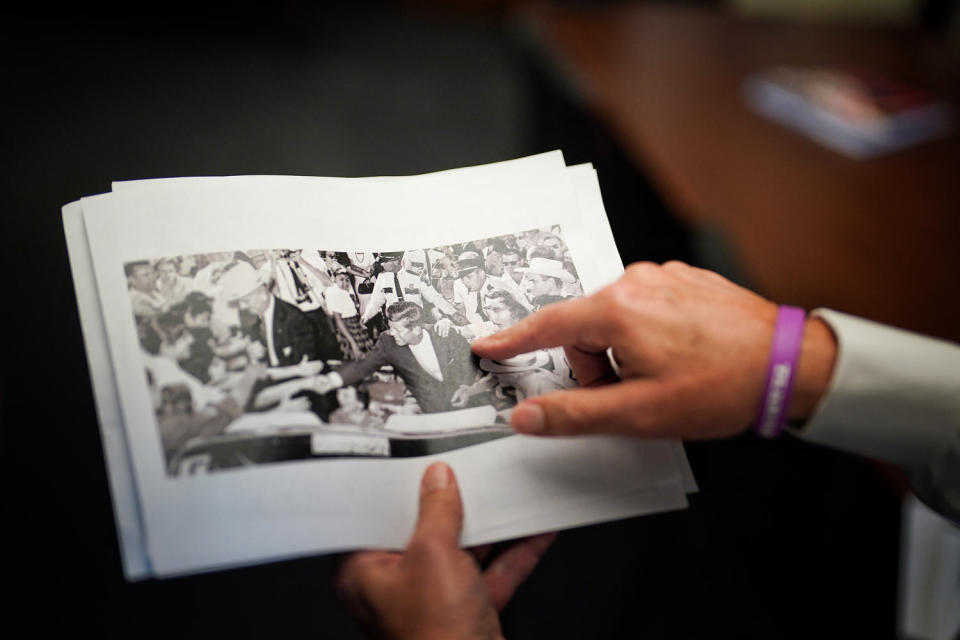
63 150 696 580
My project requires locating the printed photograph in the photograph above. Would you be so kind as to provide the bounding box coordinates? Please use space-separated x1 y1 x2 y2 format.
125 226 584 475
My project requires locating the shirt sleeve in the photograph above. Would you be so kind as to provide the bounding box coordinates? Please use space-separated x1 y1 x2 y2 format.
334 338 391 387
797 309 960 523
419 281 457 316
361 275 388 323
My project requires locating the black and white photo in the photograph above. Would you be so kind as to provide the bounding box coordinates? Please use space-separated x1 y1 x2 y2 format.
125 227 586 475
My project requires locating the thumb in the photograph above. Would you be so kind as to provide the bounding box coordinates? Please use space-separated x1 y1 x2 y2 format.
409 462 463 549
511 381 666 437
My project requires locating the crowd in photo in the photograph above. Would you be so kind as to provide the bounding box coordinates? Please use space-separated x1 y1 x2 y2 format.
127 226 585 472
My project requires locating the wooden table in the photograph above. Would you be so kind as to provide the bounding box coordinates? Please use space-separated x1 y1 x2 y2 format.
524 3 960 340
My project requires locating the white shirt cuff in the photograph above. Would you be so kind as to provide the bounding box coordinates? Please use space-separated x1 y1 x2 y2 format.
328 372 344 389
797 309 960 521
800 309 960 467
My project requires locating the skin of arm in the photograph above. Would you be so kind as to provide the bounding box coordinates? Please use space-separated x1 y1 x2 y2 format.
361 276 389 324
262 357 325 380
472 261 837 438
250 376 315 409
335 338 391 388
296 254 335 289
420 279 459 317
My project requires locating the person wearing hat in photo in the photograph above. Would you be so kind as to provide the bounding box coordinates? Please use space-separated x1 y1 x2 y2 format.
453 251 529 326
450 349 566 414
217 261 323 368
515 256 576 309
360 250 461 327
449 288 575 412
187 251 246 343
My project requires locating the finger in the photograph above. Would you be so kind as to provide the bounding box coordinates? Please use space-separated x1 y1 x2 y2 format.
484 532 557 611
409 462 463 549
563 345 617 388
510 380 669 437
471 296 611 360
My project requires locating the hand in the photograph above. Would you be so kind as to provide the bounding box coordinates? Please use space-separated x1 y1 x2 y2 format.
207 357 228 384
336 462 555 640
450 384 473 408
293 356 325 378
246 338 267 362
472 261 837 439
251 377 311 408
312 373 336 395
275 396 312 413
435 317 455 338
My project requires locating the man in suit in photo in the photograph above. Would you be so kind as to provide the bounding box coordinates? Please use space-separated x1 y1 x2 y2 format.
454 251 532 325
218 261 322 367
319 301 480 414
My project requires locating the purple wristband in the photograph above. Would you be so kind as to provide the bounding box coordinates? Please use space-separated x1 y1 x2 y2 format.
754 305 806 438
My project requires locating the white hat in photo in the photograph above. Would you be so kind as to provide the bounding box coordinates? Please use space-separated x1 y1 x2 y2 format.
514 257 575 284
218 262 266 301
478 350 550 373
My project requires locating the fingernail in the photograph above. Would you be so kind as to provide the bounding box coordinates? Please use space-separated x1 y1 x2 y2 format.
422 462 451 494
512 403 546 434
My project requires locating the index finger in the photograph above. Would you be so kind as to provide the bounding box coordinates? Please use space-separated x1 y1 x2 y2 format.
471 296 612 360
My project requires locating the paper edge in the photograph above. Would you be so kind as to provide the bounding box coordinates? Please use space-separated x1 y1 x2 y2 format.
62 200 150 580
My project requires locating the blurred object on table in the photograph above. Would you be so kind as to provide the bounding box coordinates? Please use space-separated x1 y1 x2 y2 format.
745 65 953 158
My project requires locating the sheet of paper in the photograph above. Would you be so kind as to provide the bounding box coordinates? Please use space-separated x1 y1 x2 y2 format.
65 152 694 577
63 201 150 579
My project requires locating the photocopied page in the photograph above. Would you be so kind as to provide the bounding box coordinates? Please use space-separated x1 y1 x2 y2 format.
63 202 150 579
73 153 574 578
66 153 693 577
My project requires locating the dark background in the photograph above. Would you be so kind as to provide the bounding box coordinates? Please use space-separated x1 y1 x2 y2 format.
2 2 909 637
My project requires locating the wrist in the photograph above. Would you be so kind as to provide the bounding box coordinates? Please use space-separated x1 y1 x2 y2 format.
787 317 838 421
